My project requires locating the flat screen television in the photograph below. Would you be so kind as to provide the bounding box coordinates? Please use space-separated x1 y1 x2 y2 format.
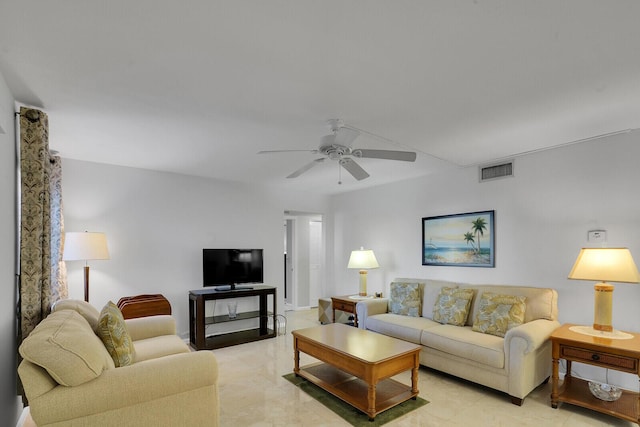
203 249 263 290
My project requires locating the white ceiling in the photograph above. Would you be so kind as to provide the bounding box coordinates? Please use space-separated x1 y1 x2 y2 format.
1 1 639 195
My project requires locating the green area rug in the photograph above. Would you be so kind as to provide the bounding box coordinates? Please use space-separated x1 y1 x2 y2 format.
283 373 428 426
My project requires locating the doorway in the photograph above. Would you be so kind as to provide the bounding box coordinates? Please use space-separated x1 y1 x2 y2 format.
284 211 324 310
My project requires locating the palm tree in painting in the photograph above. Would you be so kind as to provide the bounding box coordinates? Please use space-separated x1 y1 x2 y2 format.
471 217 487 253
463 232 476 253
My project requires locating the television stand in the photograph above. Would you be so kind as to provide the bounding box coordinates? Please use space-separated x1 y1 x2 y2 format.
213 284 254 291
232 285 253 290
188 285 276 350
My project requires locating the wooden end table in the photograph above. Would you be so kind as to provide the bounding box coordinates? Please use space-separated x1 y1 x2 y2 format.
331 295 376 327
550 323 640 425
331 295 358 326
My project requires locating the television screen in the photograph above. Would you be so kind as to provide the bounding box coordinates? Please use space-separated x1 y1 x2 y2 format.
203 249 263 287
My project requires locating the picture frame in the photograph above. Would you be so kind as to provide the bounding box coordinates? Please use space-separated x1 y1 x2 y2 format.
422 210 495 267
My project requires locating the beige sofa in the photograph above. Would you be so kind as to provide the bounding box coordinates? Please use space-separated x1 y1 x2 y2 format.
356 279 559 405
18 299 219 426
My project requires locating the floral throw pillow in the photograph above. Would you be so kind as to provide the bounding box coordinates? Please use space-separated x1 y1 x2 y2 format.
432 287 475 326
472 292 527 337
389 282 422 317
97 301 135 367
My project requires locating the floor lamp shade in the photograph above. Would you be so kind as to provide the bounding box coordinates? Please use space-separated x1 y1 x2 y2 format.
348 248 379 296
568 248 640 334
63 232 110 302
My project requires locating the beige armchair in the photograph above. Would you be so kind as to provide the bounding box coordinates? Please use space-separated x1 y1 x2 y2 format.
18 299 219 426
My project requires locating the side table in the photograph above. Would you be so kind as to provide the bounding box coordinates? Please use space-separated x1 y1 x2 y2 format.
550 323 640 425
331 296 358 326
331 295 377 327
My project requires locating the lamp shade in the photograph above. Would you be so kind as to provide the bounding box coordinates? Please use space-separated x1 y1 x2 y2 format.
568 248 640 283
347 248 379 270
63 232 110 261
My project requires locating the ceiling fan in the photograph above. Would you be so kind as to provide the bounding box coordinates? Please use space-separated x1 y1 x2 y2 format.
258 119 417 182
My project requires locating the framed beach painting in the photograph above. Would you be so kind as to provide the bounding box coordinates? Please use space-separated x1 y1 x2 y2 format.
422 210 495 267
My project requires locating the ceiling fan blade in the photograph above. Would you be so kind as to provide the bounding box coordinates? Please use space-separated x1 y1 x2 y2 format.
355 149 417 162
286 158 325 179
334 127 360 147
340 158 369 181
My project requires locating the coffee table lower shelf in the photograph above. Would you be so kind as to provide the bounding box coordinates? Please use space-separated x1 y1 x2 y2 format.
295 362 416 420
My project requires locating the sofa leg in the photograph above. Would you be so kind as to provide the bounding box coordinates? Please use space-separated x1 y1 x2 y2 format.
510 396 523 406
542 376 550 385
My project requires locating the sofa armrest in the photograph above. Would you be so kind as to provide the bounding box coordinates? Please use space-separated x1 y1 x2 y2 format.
125 315 177 341
356 298 389 329
505 319 561 354
504 319 560 400
29 351 218 425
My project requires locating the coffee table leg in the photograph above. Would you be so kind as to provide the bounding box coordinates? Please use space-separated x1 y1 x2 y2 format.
293 338 300 375
367 382 376 420
411 365 419 397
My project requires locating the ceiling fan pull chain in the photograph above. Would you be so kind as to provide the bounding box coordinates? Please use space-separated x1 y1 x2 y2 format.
338 162 342 185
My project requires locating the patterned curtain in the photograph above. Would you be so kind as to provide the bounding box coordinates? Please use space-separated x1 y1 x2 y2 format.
18 107 52 343
50 155 68 302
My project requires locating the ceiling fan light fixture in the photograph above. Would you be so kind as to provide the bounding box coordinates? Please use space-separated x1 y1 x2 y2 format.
320 134 335 146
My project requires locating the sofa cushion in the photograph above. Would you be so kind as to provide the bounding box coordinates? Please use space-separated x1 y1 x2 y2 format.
421 324 505 369
133 335 190 363
365 313 439 344
466 285 556 325
19 310 112 386
432 287 475 326
393 278 460 320
97 301 135 367
389 282 422 317
52 299 101 331
472 292 526 337
421 280 459 320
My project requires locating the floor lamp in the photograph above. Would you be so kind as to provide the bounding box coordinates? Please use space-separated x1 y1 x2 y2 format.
63 231 110 302
348 247 379 296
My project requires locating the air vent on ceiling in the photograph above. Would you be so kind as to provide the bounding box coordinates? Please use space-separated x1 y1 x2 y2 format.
479 160 514 182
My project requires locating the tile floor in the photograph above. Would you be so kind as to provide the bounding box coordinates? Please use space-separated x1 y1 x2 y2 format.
214 309 635 426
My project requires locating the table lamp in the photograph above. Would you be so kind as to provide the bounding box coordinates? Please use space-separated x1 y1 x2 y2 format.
348 247 379 296
63 231 110 302
568 247 639 338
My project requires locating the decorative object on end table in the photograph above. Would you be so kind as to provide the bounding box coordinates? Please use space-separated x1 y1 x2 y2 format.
63 231 110 302
422 211 495 267
588 381 622 402
567 247 640 338
348 247 379 296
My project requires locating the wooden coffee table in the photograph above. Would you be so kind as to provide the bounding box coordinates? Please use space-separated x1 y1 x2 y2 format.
292 323 421 420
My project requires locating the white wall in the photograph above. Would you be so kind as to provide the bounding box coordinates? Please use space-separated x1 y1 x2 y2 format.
329 132 640 389
62 159 329 338
0 73 20 424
